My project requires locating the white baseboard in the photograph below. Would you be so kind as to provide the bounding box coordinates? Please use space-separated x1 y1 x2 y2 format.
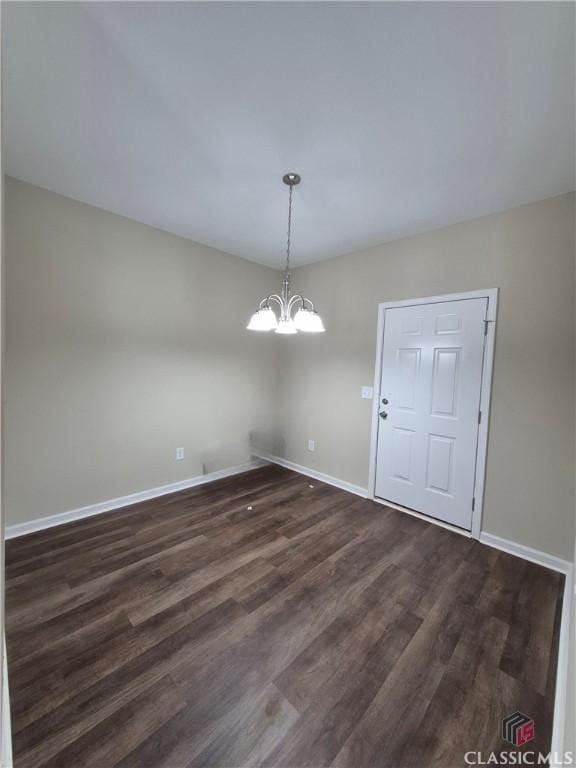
550 563 574 765
5 459 267 540
255 453 368 499
479 532 572 575
1 640 12 768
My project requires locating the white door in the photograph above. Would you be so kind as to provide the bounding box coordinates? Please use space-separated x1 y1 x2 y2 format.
374 298 488 530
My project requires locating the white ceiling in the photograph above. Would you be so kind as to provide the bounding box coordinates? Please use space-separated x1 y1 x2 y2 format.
3 2 575 269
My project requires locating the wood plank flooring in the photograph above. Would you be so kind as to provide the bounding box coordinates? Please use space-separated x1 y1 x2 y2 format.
5 465 564 767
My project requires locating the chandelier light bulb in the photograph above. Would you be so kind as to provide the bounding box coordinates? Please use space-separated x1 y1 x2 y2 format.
246 306 278 331
294 307 325 333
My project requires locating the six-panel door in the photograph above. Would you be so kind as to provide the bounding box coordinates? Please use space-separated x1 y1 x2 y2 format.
374 298 488 530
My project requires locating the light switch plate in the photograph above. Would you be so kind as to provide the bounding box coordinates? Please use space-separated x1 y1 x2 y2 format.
361 386 374 399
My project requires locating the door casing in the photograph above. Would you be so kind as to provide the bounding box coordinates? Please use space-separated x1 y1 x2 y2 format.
368 288 498 540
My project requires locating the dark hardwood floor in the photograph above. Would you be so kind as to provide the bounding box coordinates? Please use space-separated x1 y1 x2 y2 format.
6 464 563 768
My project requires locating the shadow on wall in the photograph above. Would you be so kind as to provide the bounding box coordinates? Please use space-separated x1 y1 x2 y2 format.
198 444 253 475
196 428 284 474
249 429 285 460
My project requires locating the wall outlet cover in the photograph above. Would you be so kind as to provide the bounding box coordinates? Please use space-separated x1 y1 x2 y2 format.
307 440 315 452
361 386 374 399
176 447 185 461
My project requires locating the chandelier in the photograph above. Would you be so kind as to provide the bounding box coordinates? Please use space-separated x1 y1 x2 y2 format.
247 173 325 334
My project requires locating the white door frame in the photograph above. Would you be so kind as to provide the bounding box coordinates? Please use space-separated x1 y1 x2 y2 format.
368 288 498 540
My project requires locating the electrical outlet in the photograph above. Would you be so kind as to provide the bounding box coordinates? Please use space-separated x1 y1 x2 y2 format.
176 447 185 461
308 439 315 452
361 386 374 399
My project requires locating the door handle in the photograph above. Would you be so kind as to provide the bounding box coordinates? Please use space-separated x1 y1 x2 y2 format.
379 410 388 420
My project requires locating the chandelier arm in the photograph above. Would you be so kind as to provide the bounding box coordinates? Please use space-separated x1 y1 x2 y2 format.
258 295 283 309
288 295 315 312
287 294 304 313
266 294 284 309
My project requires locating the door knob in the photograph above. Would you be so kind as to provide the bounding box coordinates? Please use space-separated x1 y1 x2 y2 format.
379 410 388 420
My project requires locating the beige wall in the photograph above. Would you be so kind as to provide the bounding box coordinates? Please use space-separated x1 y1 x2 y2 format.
279 193 576 560
5 177 279 525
